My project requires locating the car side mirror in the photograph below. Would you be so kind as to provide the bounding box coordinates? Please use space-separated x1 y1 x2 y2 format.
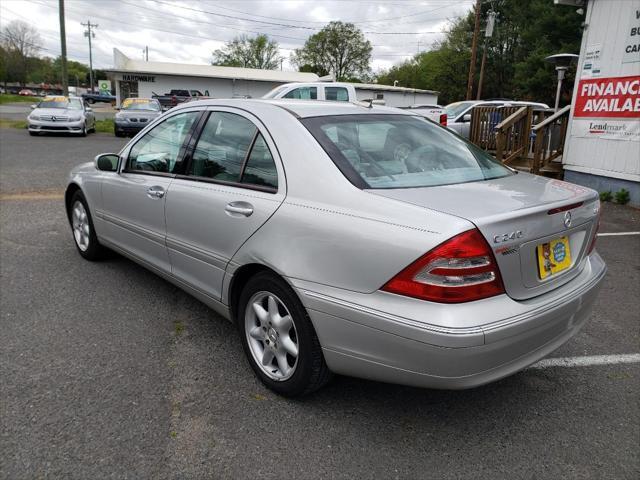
86 107 93 112
31 104 36 110
95 153 119 172
462 113 472 122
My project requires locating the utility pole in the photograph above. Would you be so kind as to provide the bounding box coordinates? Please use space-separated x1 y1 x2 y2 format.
466 0 482 100
476 10 496 100
58 0 68 96
81 20 98 92
145 46 149 61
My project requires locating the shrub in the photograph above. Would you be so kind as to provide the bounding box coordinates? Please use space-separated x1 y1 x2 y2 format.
599 191 613 202
614 189 630 205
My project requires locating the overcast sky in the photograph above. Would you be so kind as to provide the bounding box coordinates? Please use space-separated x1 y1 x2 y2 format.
0 0 474 73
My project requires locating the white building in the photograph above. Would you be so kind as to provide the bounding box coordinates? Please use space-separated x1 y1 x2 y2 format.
561 0 640 205
105 49 438 109
106 49 319 104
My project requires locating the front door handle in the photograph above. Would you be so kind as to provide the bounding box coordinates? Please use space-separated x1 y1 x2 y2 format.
225 201 254 217
146 186 165 199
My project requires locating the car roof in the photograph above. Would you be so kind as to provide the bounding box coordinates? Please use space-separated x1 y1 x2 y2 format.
173 98 416 119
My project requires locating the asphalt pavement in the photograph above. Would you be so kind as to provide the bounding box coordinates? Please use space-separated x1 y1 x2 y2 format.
0 127 638 479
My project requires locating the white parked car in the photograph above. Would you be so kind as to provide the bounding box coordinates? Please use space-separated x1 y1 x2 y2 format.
400 104 447 126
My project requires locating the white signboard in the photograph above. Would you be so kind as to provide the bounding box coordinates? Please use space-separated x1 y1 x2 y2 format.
582 44 602 78
572 119 640 140
622 6 640 63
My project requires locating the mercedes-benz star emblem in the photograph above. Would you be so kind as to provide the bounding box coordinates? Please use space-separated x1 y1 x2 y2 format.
51 116 56 122
564 211 572 228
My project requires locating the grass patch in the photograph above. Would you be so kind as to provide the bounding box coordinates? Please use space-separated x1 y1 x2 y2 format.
0 119 28 129
174 320 185 336
94 118 114 133
0 93 39 104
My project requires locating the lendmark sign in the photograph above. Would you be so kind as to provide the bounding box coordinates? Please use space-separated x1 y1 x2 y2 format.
574 75 640 118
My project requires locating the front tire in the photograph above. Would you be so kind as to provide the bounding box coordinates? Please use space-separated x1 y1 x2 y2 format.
80 123 87 137
68 190 104 261
238 272 331 397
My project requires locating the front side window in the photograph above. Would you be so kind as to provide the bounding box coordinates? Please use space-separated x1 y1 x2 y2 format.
127 111 199 173
302 114 512 189
325 87 349 102
283 87 317 100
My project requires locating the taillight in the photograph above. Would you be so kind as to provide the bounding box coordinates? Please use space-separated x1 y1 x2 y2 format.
439 113 447 127
382 229 505 303
587 211 601 254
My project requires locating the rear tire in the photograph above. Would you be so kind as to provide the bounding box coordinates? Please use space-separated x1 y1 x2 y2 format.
68 190 105 261
237 272 331 397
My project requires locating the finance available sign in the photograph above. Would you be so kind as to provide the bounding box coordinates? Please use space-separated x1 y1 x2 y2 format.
572 75 640 140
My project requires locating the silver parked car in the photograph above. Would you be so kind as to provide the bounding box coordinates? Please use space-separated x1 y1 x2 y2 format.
28 96 96 136
114 98 163 137
445 100 550 138
65 99 606 396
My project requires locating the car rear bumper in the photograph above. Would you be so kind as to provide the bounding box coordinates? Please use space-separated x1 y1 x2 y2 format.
295 252 606 389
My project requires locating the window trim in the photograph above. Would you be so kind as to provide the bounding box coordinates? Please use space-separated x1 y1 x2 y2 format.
180 110 279 194
122 109 205 177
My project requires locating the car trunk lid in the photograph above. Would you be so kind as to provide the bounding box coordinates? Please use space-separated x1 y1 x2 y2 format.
367 172 600 300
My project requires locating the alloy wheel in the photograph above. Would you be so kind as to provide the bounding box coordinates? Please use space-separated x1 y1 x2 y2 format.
71 200 90 251
244 291 299 381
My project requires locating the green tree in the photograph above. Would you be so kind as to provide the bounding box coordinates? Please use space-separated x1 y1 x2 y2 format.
376 0 583 106
213 34 281 69
292 21 372 81
0 20 42 85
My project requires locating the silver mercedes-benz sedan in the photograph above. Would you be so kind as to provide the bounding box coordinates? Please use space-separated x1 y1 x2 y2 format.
28 96 96 136
65 99 606 396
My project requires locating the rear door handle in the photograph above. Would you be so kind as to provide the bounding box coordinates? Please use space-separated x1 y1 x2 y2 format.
225 201 254 217
146 186 165 199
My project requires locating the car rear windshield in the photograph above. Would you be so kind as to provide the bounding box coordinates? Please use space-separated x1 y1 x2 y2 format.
301 114 512 189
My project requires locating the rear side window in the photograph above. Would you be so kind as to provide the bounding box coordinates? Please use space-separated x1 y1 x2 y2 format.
325 87 349 102
241 134 278 189
283 87 317 100
188 111 278 191
302 114 511 189
189 112 255 182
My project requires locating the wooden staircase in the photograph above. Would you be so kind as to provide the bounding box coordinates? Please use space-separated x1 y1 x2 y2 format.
469 104 571 178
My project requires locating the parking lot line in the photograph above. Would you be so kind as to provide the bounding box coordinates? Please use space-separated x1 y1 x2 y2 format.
597 232 640 236
0 191 64 201
530 353 640 369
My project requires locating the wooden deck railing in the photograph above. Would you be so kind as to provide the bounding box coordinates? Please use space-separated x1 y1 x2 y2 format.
494 106 533 165
531 105 571 174
470 106 522 151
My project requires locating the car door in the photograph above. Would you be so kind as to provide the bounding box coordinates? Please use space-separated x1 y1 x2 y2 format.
164 108 286 300
84 102 95 129
99 109 202 273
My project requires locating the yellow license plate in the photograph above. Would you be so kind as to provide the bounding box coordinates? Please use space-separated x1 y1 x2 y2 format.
537 236 571 279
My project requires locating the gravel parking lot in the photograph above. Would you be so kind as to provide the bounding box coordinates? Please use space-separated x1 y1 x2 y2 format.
1 127 638 479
